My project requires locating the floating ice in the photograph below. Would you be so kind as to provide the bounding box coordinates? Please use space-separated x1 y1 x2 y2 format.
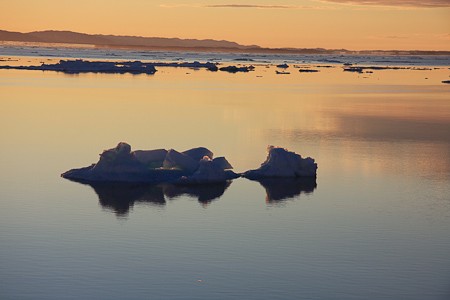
61 142 238 184
219 65 251 73
62 143 317 185
243 146 317 179
0 59 220 74
179 156 239 184
277 63 289 68
276 70 290 75
298 69 319 73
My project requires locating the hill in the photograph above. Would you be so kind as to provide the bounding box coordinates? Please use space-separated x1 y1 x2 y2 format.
0 29 259 51
1 29 449 55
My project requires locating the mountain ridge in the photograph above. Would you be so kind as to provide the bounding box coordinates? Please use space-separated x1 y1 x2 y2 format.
0 29 259 50
1 29 449 55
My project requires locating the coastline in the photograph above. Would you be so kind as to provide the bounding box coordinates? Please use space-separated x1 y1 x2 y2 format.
2 40 450 56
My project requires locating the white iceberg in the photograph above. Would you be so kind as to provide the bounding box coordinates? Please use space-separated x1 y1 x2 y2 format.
62 142 239 184
243 146 317 179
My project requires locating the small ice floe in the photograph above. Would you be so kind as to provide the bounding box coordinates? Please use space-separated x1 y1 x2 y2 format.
276 70 290 75
298 69 319 73
243 146 317 179
276 63 289 69
219 65 252 73
151 61 218 71
61 143 239 184
343 66 407 73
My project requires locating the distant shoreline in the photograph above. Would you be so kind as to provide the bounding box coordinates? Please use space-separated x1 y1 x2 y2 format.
1 29 449 56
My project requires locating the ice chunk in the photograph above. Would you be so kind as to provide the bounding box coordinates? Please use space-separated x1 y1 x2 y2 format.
212 157 233 170
92 142 146 173
277 63 289 68
163 149 199 173
243 146 317 179
182 147 213 161
219 65 251 73
180 157 239 183
133 149 167 168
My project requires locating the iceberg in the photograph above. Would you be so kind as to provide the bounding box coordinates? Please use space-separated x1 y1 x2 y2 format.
61 142 239 184
243 146 317 179
62 143 317 186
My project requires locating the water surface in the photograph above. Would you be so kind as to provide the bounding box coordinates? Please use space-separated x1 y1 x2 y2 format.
1 55 449 299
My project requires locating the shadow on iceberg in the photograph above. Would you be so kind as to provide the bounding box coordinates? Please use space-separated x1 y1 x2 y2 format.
251 177 317 203
73 180 232 217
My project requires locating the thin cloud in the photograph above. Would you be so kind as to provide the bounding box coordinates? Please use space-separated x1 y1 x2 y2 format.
320 0 450 8
160 3 332 10
159 4 202 8
206 4 298 9
384 35 408 39
369 33 450 40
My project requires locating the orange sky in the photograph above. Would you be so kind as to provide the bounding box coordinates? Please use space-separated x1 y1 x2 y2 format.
1 0 449 50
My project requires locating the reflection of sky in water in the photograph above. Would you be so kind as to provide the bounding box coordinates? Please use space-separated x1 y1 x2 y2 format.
0 58 450 299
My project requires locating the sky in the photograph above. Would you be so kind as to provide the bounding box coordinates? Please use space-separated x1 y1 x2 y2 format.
1 0 449 50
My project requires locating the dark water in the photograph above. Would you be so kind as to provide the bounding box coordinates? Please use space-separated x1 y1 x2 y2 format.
0 59 449 299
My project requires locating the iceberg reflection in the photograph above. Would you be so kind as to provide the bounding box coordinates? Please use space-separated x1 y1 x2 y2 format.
251 177 317 203
76 181 232 216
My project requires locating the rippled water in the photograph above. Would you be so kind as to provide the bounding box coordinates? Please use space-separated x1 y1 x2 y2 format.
0 53 449 299
2 42 450 66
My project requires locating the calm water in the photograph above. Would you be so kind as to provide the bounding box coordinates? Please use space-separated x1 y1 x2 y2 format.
1 54 450 299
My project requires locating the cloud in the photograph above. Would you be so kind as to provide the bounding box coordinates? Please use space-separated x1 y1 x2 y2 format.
369 33 450 41
205 4 298 9
320 0 450 8
160 3 332 10
159 4 202 8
